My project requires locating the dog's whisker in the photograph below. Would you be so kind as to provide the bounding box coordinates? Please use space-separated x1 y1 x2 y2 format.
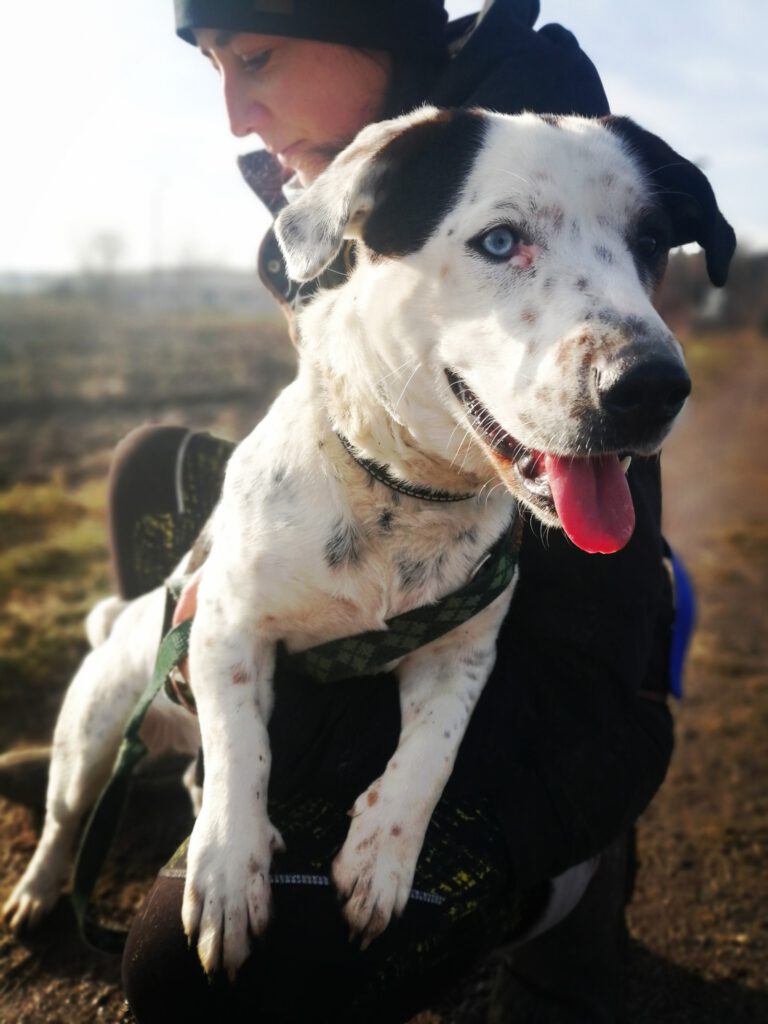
498 168 534 189
477 478 498 503
393 361 422 412
482 481 505 507
376 356 418 388
446 422 472 467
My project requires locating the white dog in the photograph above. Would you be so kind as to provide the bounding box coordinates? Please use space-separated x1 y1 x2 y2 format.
3 107 733 978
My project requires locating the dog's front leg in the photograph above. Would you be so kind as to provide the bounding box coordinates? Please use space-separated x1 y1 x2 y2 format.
332 590 513 947
181 564 283 979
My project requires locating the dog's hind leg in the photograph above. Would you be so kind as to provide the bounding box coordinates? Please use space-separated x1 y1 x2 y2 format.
1 588 166 934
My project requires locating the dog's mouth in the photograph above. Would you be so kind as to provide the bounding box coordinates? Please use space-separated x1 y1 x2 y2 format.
445 368 635 554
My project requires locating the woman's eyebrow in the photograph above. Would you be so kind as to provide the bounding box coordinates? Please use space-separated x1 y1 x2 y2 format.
198 30 235 55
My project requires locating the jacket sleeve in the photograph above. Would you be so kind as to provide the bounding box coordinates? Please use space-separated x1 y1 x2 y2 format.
453 457 675 887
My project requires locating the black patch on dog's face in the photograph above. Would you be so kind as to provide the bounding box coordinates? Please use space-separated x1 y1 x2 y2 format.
362 110 488 258
325 519 362 570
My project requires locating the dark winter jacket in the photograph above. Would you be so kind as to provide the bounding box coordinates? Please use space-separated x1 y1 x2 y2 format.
247 0 675 885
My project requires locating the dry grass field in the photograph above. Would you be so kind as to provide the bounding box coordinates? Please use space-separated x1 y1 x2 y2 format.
0 292 765 1022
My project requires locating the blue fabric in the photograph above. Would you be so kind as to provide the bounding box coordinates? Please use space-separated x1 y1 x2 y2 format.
669 553 696 699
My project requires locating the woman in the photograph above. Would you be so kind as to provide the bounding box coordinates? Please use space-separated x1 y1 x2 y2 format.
119 2 675 1020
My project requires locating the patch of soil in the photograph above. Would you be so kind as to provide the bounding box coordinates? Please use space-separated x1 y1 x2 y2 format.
1 333 766 1022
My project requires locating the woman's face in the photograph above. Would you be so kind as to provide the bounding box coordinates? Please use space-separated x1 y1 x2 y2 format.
195 30 393 186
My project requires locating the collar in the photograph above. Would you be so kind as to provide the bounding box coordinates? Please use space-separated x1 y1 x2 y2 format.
337 432 476 503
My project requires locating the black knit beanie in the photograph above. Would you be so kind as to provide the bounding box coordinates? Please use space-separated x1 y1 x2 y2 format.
174 0 449 61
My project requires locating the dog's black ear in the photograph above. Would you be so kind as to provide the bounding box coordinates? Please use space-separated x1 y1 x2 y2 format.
275 107 488 282
602 116 736 287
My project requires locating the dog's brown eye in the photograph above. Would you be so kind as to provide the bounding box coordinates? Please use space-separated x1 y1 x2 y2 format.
478 226 518 260
634 218 671 263
636 234 660 258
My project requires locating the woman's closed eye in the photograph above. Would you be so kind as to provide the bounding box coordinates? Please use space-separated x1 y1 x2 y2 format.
239 49 273 73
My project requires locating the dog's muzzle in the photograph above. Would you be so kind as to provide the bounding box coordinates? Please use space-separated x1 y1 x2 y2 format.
446 367 639 556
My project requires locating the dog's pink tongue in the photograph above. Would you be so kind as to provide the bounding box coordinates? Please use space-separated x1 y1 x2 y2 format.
543 453 635 554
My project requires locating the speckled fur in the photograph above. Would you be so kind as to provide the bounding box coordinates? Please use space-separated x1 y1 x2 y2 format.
4 108 693 974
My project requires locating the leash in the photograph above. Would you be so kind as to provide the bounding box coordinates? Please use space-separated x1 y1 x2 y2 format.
71 590 190 953
72 510 520 953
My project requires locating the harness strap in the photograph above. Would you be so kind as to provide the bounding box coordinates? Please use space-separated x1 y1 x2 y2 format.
72 511 520 952
280 512 520 683
71 596 191 953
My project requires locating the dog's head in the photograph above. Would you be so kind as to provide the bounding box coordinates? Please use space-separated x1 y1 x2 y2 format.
276 107 735 553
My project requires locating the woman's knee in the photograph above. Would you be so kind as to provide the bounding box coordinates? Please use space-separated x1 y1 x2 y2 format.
122 876 220 1023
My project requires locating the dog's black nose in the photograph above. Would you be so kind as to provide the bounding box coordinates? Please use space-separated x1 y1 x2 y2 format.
598 357 691 431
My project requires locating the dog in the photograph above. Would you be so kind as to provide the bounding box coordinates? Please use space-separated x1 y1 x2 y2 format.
2 107 734 978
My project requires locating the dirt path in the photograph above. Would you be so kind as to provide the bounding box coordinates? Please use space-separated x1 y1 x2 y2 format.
625 332 768 1021
0 333 765 1022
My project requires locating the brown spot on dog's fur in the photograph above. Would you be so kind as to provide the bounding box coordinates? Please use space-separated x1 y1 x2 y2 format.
355 833 379 853
390 825 402 837
367 790 379 807
555 345 571 369
521 308 538 323
232 663 250 686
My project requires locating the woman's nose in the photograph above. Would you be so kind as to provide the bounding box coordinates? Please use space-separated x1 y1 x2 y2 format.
223 77 270 138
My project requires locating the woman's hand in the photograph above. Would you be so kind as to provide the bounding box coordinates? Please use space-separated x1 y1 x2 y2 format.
168 567 202 704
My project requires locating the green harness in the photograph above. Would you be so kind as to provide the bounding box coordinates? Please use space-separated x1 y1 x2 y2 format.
71 441 521 952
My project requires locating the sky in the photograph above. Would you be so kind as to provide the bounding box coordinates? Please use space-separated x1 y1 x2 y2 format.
1 0 766 274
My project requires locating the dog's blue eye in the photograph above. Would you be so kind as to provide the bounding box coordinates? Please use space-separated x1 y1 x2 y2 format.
480 227 517 260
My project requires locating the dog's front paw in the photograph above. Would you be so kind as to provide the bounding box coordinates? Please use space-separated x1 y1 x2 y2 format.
182 813 284 979
331 787 422 948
